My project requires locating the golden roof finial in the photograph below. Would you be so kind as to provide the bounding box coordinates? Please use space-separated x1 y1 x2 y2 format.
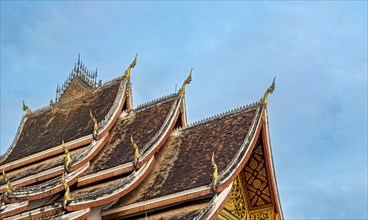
262 77 276 106
90 110 99 140
123 53 138 81
131 135 141 159
62 139 72 166
180 68 192 97
61 173 74 201
212 152 218 184
22 101 31 116
2 170 13 193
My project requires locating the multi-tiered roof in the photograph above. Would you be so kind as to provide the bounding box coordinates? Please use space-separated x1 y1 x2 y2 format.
0 55 283 220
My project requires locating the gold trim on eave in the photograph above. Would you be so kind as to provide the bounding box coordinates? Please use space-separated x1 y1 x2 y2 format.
262 77 276 106
61 173 74 201
123 53 138 81
90 110 99 140
180 68 192 97
22 101 31 115
212 152 219 184
2 170 13 193
62 139 73 166
131 135 141 159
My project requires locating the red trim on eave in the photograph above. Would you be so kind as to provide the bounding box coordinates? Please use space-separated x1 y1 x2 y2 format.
102 188 212 220
261 118 282 218
96 95 127 141
67 133 110 172
0 168 64 194
77 165 134 187
1 137 92 173
65 158 156 211
216 121 264 192
6 165 89 202
209 187 233 220
0 203 28 219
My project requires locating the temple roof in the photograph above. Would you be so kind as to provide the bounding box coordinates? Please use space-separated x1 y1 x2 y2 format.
0 56 282 220
89 94 178 173
2 79 121 164
106 103 261 216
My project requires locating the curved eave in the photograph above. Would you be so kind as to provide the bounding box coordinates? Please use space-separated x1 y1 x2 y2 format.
0 135 92 172
68 132 110 172
77 94 184 186
102 186 212 220
0 165 64 193
66 156 155 211
0 133 109 193
193 183 233 220
77 162 134 187
96 78 128 140
214 103 264 192
0 78 128 172
262 108 284 219
134 94 184 168
5 163 89 202
3 202 62 220
0 200 28 219
57 208 90 220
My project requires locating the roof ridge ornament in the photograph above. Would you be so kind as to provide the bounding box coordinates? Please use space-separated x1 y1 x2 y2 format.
62 139 72 167
123 53 138 81
180 68 192 97
212 152 218 191
61 173 74 202
131 135 141 168
262 77 276 106
2 170 13 193
22 101 31 116
90 110 99 140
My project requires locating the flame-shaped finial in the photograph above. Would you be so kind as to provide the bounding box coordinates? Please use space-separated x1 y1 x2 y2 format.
180 68 192 97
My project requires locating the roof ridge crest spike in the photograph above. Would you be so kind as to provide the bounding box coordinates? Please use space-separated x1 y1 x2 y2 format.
135 93 177 110
184 102 259 130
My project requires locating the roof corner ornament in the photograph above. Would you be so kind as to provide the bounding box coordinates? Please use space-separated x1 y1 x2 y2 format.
180 68 193 97
2 170 13 193
22 101 31 116
123 53 138 81
90 110 99 140
61 173 74 202
62 139 73 167
262 77 276 106
212 152 219 192
131 135 141 168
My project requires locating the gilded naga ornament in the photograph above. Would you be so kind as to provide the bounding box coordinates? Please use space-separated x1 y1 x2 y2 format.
90 110 99 140
22 101 31 115
180 68 192 97
212 152 219 190
61 173 74 201
123 53 138 81
131 135 141 159
131 135 142 168
262 77 276 106
62 139 73 167
2 170 13 193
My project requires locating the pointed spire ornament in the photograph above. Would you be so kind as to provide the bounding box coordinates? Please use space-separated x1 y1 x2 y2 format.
180 68 193 97
22 101 31 116
211 152 218 190
62 139 72 167
262 77 276 106
123 53 138 81
61 173 74 202
2 170 13 193
90 110 99 140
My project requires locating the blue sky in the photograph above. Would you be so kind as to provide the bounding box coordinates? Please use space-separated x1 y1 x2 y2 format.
1 1 367 219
